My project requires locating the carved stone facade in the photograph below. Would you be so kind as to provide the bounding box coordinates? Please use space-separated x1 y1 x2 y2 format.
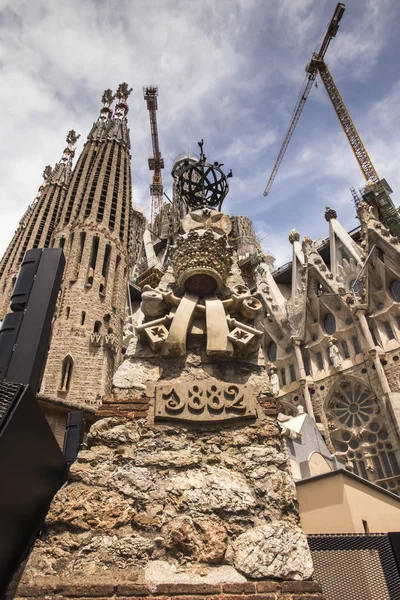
15 167 317 590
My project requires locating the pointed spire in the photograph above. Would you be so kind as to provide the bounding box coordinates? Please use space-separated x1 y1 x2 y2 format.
50 130 80 186
110 82 132 148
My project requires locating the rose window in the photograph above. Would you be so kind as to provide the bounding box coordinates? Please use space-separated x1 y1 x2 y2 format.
329 380 400 494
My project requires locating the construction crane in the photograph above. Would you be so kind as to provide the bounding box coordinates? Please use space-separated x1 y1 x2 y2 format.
144 86 164 233
263 3 400 239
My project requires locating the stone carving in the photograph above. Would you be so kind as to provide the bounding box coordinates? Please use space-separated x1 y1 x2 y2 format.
101 88 114 107
155 380 256 422
328 338 342 369
324 206 337 221
181 208 232 236
172 229 233 295
115 82 133 103
288 229 300 244
269 367 280 396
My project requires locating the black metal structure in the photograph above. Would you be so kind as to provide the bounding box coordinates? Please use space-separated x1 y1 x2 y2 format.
63 410 85 466
177 140 232 211
0 248 67 594
0 382 66 593
309 533 400 600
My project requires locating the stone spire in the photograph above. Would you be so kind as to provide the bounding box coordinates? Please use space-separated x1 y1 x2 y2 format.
0 132 79 318
50 130 80 186
41 85 134 408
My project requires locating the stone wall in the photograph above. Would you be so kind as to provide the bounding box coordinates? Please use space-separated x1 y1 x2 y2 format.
13 405 314 591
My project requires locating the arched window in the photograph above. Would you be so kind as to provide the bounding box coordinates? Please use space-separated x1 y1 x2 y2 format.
352 336 362 355
81 311 86 326
100 244 112 296
267 341 277 362
87 236 99 286
324 313 336 335
289 364 296 382
390 280 400 302
94 321 102 333
280 368 286 386
341 340 350 359
66 306 70 319
303 355 311 376
316 352 324 370
60 355 73 392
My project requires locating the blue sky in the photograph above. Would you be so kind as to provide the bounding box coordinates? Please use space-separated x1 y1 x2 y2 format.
1 0 400 266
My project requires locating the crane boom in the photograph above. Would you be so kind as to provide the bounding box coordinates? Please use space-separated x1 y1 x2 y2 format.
263 3 345 196
143 86 164 231
316 60 379 184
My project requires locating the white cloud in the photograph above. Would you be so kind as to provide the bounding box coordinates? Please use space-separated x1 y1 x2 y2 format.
0 0 399 271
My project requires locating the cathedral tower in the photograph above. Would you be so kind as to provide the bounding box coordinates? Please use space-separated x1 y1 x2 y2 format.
0 131 79 319
41 84 133 408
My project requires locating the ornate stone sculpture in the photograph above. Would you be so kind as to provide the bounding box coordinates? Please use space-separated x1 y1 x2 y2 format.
328 338 342 369
269 366 280 396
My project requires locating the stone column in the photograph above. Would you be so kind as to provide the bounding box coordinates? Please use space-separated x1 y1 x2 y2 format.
293 339 315 419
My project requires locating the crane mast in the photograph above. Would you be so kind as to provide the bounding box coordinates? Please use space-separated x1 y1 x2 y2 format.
144 86 164 234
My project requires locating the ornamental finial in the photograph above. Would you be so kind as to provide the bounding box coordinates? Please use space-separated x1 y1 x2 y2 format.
102 89 114 107
66 130 80 146
324 206 337 221
43 165 52 180
115 82 133 104
288 229 300 244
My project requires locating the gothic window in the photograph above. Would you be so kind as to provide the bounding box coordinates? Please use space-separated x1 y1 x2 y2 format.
87 236 99 286
267 341 277 362
280 368 286 386
390 280 400 302
323 313 336 335
60 355 73 392
384 321 395 340
289 364 296 382
316 352 324 370
94 321 102 333
352 336 362 355
303 355 311 376
81 311 86 325
342 340 350 359
112 255 121 307
329 380 400 494
100 244 111 296
109 143 121 231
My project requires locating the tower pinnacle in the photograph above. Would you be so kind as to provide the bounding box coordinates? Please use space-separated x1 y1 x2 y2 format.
51 130 80 186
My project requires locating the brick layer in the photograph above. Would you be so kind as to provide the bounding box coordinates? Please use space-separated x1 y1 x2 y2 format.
12 581 324 600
